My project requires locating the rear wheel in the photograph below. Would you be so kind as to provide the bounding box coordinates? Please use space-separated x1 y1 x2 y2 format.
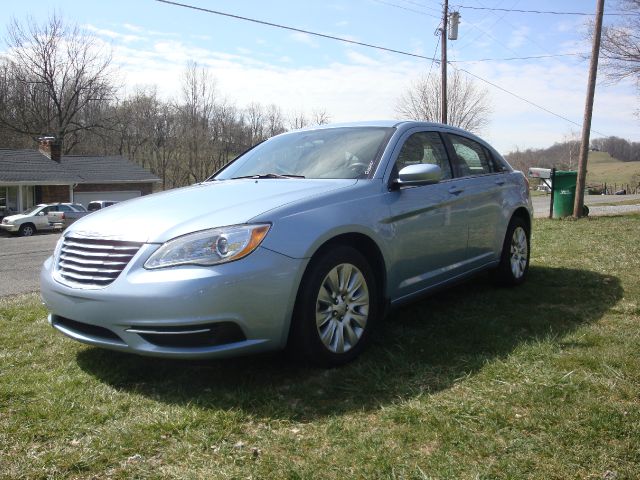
492 216 530 286
18 223 35 237
290 246 379 367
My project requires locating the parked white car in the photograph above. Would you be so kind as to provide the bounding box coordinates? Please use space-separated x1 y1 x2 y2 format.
1 203 84 236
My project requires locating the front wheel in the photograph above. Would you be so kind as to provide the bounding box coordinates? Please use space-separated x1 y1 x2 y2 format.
18 223 35 237
289 246 379 367
492 216 530 286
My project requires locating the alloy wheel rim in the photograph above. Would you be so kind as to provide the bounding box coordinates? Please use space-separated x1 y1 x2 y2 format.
510 226 528 279
315 263 369 354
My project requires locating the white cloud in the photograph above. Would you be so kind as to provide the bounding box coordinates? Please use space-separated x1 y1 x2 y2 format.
122 23 144 33
508 26 531 50
192 34 212 41
345 50 379 66
111 35 638 151
84 24 144 43
290 32 318 47
17 21 637 154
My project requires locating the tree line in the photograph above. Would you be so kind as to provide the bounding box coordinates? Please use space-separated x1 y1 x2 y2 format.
505 135 639 175
0 15 330 190
3 0 638 190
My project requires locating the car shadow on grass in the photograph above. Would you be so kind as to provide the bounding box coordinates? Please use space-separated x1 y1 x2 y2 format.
76 266 623 420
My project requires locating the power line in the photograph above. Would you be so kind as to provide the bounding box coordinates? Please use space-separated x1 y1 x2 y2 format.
471 0 556 58
155 0 607 136
456 5 625 16
371 0 440 18
455 0 526 57
154 0 439 62
451 53 586 63
154 0 584 65
395 0 442 14
451 64 609 137
426 34 441 79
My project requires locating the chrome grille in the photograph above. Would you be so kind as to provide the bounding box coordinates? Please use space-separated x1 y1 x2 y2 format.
56 236 143 287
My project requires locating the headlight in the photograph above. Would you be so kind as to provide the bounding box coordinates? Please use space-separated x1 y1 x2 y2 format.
53 235 64 267
144 224 271 269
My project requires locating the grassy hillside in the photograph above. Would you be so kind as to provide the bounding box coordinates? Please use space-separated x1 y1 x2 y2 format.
586 151 640 187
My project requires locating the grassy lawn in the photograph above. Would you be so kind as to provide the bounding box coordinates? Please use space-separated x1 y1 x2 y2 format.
1 216 639 479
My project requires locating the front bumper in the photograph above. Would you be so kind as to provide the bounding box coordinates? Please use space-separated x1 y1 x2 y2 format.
0 223 19 232
40 244 307 359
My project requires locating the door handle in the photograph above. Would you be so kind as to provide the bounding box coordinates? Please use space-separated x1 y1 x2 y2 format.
448 186 464 195
495 178 506 186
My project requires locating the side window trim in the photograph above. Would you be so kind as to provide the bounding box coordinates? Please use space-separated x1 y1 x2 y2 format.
435 131 456 180
443 132 503 178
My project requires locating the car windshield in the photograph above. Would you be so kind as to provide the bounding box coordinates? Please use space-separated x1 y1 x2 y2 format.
214 127 393 180
22 206 43 216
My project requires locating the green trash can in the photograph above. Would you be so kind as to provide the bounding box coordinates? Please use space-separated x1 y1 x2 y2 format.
552 170 577 218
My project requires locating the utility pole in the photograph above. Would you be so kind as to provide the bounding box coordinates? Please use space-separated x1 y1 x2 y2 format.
573 0 605 218
440 0 448 124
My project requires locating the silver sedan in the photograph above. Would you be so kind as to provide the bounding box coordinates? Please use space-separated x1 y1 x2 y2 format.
40 121 532 366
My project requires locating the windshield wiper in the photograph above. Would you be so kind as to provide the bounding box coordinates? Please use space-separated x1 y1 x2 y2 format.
229 173 306 180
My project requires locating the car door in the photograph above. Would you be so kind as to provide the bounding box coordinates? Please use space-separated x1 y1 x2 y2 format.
383 129 469 301
443 133 506 268
37 206 56 229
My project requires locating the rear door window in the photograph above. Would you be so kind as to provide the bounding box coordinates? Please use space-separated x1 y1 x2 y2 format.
447 134 495 177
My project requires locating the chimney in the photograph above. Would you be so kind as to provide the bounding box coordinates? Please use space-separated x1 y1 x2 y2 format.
38 136 62 162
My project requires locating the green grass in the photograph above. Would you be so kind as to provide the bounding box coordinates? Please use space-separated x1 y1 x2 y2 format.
586 152 640 187
2 216 640 479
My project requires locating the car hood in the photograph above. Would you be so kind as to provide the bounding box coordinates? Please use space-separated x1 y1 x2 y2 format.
67 179 356 243
2 213 30 223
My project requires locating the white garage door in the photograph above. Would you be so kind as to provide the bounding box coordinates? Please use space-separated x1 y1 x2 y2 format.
73 191 141 209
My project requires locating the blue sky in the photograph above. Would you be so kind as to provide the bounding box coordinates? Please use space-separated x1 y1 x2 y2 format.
1 0 638 153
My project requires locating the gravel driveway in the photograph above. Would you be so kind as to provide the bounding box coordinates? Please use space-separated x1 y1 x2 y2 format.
0 232 61 297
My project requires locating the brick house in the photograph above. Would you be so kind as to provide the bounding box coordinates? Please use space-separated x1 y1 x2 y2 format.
0 137 160 215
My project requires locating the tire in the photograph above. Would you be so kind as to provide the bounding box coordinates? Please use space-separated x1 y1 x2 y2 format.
18 223 36 237
492 216 530 286
289 245 379 367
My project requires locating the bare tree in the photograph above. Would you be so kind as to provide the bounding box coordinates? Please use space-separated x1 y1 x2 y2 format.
265 104 286 137
244 102 265 145
311 108 331 126
177 61 217 183
599 0 640 82
0 14 116 152
288 110 309 130
395 69 492 133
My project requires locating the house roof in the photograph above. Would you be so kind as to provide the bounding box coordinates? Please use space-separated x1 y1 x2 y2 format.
0 149 160 184
0 149 81 183
61 155 160 183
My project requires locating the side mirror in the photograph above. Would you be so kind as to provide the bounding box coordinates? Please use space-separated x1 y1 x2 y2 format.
393 163 442 188
38 212 45 216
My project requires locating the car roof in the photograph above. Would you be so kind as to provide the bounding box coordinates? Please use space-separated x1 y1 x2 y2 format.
285 120 480 137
